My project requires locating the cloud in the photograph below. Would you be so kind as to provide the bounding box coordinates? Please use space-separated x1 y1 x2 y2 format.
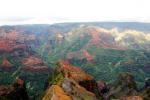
0 0 150 25
0 17 34 22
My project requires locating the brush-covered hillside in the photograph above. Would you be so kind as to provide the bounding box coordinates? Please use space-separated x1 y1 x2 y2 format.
0 22 150 99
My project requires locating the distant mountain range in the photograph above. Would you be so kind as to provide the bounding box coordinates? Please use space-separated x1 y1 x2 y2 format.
0 22 150 99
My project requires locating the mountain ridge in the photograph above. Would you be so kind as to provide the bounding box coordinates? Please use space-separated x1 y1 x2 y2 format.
0 22 150 99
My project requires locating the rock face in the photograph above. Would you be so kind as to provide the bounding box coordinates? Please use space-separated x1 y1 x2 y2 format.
0 78 29 100
43 85 71 100
43 60 102 100
0 31 27 53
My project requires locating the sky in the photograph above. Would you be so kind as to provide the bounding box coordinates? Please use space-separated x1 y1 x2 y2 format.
0 0 150 25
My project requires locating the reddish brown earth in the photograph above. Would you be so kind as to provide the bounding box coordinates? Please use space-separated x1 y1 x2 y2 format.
85 27 125 50
57 60 82 72
0 31 36 53
43 60 101 100
22 56 49 73
22 66 49 73
22 56 43 66
66 50 94 62
0 85 13 96
0 39 26 52
121 96 143 100
83 50 94 62
1 58 12 69
56 60 93 82
2 58 12 67
88 28 101 47
57 60 101 95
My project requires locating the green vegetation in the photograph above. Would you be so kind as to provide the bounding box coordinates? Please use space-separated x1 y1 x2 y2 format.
1 23 150 99
37 30 150 87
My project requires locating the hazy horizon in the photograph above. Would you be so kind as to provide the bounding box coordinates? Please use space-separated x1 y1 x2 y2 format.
0 0 150 25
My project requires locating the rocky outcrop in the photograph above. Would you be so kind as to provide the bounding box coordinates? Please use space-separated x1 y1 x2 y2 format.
43 85 72 100
43 60 102 100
